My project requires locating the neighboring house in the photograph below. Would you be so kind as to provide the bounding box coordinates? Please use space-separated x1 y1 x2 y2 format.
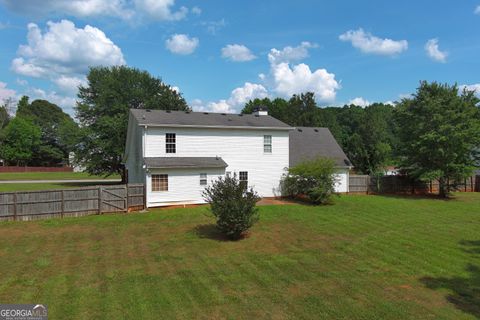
289 127 352 193
383 165 400 176
124 108 351 207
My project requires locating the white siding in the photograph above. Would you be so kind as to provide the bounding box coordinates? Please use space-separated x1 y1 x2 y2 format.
144 127 289 202
334 169 349 193
146 168 224 207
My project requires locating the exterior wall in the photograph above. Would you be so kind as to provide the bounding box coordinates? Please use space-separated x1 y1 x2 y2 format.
144 127 290 202
334 169 349 193
146 168 224 207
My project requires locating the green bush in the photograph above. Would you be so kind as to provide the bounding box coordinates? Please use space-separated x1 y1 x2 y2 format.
281 157 336 204
203 174 260 240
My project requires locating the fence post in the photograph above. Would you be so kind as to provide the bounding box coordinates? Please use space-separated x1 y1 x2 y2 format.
98 186 103 214
125 184 129 213
61 190 65 219
13 192 17 221
143 184 147 210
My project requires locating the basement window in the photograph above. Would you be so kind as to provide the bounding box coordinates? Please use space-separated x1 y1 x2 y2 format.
264 135 272 153
152 174 168 192
166 133 176 153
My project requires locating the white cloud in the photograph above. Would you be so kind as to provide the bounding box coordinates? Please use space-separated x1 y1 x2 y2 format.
200 19 226 35
267 41 317 64
2 0 193 22
52 75 87 94
270 62 339 103
134 0 188 21
2 0 133 20
475 5 480 14
348 97 370 107
12 20 125 78
424 38 448 63
165 34 199 55
339 28 408 56
263 43 340 103
221 44 256 62
191 6 202 15
0 82 16 103
191 82 268 113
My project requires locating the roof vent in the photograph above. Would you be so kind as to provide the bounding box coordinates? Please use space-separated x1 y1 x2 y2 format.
297 128 303 132
203 112 209 115
146 109 151 112
228 118 232 121
238 114 243 117
166 110 171 113
314 129 319 132
185 110 191 114
142 115 146 120
221 113 226 116
254 114 260 117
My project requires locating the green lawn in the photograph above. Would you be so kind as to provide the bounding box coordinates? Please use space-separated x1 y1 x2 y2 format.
0 194 479 319
0 171 120 181
0 181 121 192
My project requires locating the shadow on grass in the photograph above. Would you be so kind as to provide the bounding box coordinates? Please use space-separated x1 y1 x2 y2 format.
420 240 480 318
192 224 231 241
192 224 250 242
373 193 455 201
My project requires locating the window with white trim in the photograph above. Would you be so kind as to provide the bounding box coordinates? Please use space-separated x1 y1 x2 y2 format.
239 171 248 189
166 133 176 153
264 135 272 153
152 174 168 191
200 173 207 185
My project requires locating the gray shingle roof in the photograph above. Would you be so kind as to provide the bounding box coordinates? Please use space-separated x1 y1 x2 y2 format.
144 157 228 169
289 127 352 168
130 109 291 130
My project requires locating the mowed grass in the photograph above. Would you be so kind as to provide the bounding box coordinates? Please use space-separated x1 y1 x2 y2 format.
0 181 121 192
0 171 120 181
0 194 479 319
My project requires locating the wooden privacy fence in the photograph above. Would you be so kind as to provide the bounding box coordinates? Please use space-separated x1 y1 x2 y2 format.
0 184 145 221
349 175 479 194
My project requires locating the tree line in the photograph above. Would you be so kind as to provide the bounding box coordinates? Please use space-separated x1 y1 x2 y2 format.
1 66 479 197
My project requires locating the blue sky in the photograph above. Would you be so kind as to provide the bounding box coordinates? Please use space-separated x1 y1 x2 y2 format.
0 0 479 115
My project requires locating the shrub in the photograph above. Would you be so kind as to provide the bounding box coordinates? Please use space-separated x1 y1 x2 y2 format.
203 174 260 240
281 157 336 204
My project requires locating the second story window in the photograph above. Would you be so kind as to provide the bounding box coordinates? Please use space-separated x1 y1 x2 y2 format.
166 133 176 153
264 135 272 153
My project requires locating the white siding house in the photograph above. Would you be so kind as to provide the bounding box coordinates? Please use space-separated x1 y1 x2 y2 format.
124 109 352 207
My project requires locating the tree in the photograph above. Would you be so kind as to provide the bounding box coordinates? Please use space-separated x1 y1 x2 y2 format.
203 174 260 240
16 98 79 166
0 117 41 166
281 157 336 204
75 66 189 180
395 81 480 197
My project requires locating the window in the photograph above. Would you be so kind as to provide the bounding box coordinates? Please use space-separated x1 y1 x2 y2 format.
166 133 176 153
264 135 272 153
200 173 207 186
239 171 248 189
152 174 168 191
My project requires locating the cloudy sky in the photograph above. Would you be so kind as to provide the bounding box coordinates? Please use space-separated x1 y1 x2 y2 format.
0 0 479 115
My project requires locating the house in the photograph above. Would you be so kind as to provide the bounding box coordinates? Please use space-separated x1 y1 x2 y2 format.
289 127 352 193
124 108 351 207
